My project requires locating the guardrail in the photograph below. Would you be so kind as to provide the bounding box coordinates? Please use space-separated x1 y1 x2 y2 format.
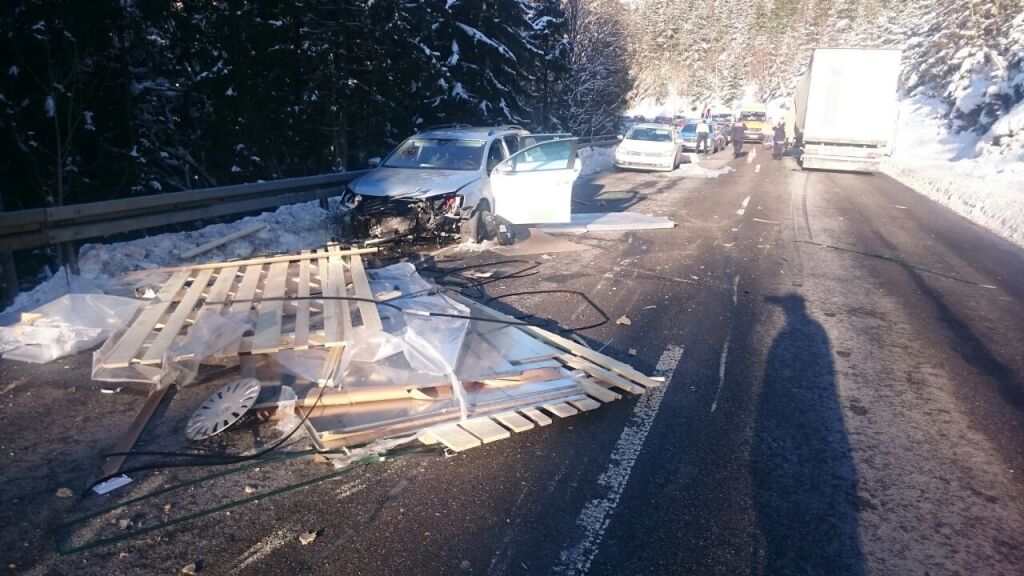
0 171 367 255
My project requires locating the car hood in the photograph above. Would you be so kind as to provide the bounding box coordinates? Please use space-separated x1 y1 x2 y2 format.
617 140 677 153
350 167 481 198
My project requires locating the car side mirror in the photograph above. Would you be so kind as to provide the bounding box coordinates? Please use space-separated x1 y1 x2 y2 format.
368 157 381 169
616 134 624 141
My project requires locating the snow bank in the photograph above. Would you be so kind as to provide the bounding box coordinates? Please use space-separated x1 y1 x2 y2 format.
2 200 334 318
882 96 1024 248
578 145 616 176
673 155 734 179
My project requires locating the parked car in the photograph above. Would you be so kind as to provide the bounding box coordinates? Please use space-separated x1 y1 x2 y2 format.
614 123 683 171
678 120 727 153
343 125 581 244
654 116 674 125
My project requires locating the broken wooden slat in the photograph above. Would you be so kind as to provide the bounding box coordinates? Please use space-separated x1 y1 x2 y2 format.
558 355 645 394
126 246 379 275
580 379 621 403
221 264 263 356
250 261 289 354
520 407 553 426
493 411 535 433
568 397 601 412
195 265 238 322
542 402 578 418
139 268 214 364
294 257 311 350
424 424 482 452
459 417 512 443
100 269 192 368
323 250 352 347
179 223 267 259
478 326 561 365
348 253 383 333
448 292 660 389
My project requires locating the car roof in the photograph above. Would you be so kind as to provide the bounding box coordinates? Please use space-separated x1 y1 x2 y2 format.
413 126 528 140
630 123 673 129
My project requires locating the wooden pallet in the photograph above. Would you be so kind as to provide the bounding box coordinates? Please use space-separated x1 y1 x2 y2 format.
97 246 380 369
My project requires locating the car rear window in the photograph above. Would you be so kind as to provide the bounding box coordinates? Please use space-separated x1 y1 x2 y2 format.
625 127 673 142
384 138 486 170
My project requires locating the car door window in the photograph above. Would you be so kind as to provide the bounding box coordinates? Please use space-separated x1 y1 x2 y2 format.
486 140 506 173
504 140 575 172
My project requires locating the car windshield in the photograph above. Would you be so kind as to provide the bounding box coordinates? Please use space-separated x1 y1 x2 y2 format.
625 126 673 142
383 138 486 170
739 111 767 122
681 123 699 132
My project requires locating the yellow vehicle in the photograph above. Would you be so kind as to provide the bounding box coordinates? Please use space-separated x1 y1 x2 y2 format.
737 104 772 143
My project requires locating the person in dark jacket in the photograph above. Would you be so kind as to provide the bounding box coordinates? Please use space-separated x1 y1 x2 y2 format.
730 121 746 158
772 123 787 159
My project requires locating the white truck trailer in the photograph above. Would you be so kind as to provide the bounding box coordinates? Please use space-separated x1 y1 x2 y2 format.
794 48 902 172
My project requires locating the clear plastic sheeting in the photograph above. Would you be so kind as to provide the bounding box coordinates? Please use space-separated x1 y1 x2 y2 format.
0 294 145 364
271 385 300 435
91 312 252 387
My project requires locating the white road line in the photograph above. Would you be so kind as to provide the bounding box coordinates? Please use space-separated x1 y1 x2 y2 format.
710 334 730 413
732 274 741 306
554 344 685 576
751 217 779 224
234 529 293 574
736 196 750 216
754 164 761 173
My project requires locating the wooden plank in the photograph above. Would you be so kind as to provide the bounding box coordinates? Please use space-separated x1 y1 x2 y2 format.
448 292 661 388
348 254 383 333
195 265 238 321
520 407 552 426
425 424 482 452
102 384 173 476
493 411 535 433
179 223 267 259
542 402 579 418
459 417 512 443
294 257 311 350
100 269 192 368
126 247 378 276
568 397 601 412
580 379 621 403
323 250 352 347
221 264 263 356
560 355 645 394
250 261 288 354
139 268 214 365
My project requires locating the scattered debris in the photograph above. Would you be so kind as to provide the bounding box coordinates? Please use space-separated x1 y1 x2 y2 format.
298 531 319 546
55 487 74 499
244 485 256 494
628 348 637 356
91 475 133 495
179 223 268 260
539 212 675 233
180 562 199 575
616 315 632 326
117 518 133 530
100 387 122 394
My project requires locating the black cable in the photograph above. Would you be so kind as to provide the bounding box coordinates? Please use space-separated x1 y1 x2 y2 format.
84 385 330 495
483 289 610 332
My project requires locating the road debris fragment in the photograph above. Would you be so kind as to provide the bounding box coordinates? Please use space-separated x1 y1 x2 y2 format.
616 315 632 326
299 530 319 546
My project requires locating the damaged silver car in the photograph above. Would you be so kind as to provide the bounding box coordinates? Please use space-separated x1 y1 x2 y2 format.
339 125 581 245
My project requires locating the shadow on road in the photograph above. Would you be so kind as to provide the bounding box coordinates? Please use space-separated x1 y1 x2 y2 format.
751 293 865 575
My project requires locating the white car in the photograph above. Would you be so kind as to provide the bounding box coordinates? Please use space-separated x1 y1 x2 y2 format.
343 126 581 244
614 123 683 172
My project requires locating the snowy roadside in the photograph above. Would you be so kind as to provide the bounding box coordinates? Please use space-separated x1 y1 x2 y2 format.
882 97 1024 249
2 201 335 319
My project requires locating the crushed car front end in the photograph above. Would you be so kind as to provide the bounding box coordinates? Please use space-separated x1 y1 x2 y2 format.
339 188 465 244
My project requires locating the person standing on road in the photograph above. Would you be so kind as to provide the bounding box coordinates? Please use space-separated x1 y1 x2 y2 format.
730 121 746 158
696 119 711 155
772 122 787 160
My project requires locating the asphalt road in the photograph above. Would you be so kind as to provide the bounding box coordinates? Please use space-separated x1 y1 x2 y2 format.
2 145 1023 575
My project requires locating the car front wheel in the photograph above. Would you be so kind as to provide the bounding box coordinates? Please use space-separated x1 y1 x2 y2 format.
461 205 496 243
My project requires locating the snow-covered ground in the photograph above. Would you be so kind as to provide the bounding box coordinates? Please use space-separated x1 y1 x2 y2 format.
882 96 1024 248
2 201 335 319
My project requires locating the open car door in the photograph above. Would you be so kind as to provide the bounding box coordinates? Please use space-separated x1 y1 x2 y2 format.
490 138 580 224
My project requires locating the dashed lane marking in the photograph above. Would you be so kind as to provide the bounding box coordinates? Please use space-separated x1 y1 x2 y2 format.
554 344 685 575
736 196 750 216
